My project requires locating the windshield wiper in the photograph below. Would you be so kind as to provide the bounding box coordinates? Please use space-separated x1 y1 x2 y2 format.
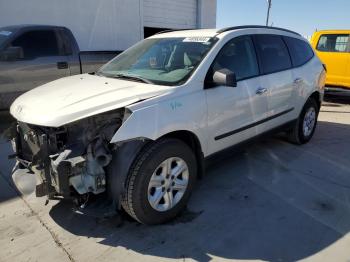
112 74 154 84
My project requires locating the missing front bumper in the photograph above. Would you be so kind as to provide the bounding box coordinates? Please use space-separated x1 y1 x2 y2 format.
12 122 111 199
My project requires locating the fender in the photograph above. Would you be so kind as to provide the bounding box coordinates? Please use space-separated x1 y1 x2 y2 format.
110 89 209 156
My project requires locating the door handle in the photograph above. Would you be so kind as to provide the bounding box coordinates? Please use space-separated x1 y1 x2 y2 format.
57 61 68 69
256 87 267 95
294 78 303 84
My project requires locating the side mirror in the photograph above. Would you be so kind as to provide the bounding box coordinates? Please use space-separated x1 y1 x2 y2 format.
207 68 237 88
0 46 24 61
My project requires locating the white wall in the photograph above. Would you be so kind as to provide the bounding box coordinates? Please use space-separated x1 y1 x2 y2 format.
197 0 217 29
0 0 216 51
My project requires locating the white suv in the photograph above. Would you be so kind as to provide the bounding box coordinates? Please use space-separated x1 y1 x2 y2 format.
10 26 325 224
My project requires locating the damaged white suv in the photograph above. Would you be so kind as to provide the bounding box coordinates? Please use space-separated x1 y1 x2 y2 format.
10 26 325 224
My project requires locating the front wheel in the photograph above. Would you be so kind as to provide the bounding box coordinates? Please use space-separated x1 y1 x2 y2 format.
287 98 319 144
121 138 197 224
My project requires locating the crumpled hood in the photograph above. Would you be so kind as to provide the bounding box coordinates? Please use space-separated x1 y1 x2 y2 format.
10 74 169 127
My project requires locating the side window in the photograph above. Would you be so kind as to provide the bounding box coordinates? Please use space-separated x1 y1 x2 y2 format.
58 29 73 56
316 34 349 52
254 34 292 74
210 36 259 81
11 30 60 59
284 36 314 67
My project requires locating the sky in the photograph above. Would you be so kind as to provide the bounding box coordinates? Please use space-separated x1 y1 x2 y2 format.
216 0 350 38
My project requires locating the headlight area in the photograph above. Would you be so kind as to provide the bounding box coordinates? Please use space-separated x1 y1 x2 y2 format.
11 108 127 200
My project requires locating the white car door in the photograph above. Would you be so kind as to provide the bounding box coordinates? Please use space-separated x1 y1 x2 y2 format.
205 35 268 155
253 34 296 133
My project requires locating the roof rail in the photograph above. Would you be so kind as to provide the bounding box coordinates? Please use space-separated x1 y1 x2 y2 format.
155 28 196 35
217 25 301 36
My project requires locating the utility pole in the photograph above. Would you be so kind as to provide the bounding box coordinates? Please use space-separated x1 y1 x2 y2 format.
266 0 272 26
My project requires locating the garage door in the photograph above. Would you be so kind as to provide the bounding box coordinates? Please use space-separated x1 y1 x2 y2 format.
144 0 197 29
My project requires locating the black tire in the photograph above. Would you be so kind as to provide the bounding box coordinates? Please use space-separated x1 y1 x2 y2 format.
287 98 319 145
121 138 197 224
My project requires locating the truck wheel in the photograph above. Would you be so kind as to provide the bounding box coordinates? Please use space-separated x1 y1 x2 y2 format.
121 138 197 224
287 98 319 145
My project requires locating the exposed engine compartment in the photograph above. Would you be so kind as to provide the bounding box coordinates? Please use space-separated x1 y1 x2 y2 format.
12 109 125 198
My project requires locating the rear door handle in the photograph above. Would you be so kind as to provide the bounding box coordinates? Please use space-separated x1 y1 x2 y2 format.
256 87 267 95
57 61 68 69
294 78 303 84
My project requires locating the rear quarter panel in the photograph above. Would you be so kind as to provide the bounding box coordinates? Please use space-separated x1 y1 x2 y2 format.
292 56 325 116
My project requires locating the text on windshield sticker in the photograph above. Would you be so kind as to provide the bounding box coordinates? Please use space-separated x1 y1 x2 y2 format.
183 37 211 43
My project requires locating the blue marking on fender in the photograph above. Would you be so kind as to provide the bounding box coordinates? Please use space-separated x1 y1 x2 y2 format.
170 101 182 110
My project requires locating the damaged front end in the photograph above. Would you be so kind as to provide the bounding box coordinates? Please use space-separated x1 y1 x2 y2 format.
11 109 125 200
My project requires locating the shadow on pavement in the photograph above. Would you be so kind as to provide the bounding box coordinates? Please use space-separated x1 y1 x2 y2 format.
48 120 350 261
0 111 18 203
0 141 18 203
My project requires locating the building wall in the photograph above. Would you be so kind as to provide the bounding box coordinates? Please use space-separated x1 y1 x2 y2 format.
197 0 217 29
144 0 198 29
0 0 216 51
0 0 142 51
144 0 216 30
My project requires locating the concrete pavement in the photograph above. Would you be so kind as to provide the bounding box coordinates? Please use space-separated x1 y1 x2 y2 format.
1 99 350 261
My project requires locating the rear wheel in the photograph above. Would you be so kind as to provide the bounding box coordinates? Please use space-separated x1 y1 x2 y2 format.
121 138 197 224
287 98 319 144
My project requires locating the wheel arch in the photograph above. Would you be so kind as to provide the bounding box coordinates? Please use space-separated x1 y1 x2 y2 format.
309 91 321 111
159 130 205 178
107 130 205 209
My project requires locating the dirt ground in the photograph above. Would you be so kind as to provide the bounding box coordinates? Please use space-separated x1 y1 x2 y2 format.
1 95 350 262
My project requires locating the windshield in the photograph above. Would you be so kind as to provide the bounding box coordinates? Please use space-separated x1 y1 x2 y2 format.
0 29 13 47
98 37 218 86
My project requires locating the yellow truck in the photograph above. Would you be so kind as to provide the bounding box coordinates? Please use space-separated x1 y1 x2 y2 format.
311 30 350 90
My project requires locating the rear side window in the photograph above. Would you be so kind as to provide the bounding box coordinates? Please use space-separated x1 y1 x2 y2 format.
316 34 349 52
284 36 314 67
254 34 292 74
11 30 60 59
210 36 259 81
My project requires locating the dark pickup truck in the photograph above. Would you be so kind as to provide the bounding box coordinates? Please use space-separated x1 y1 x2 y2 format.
0 25 121 109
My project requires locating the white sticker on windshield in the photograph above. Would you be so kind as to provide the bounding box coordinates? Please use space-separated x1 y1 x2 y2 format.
183 37 211 43
0 31 12 36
